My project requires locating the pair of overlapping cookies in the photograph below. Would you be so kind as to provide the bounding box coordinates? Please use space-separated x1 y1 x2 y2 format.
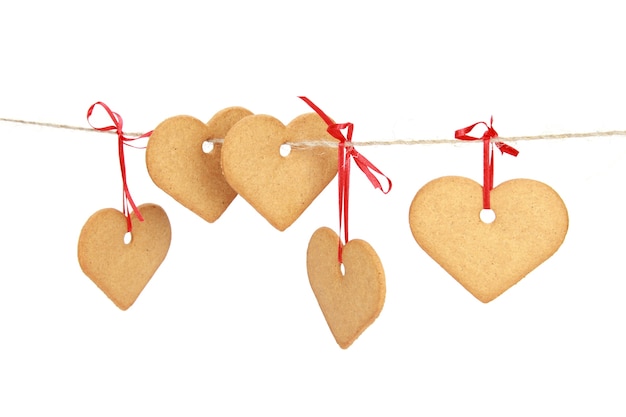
78 106 568 349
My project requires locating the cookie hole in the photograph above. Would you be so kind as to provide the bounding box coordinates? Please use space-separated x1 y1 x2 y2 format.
124 232 132 245
202 141 214 154
480 209 496 224
279 143 291 157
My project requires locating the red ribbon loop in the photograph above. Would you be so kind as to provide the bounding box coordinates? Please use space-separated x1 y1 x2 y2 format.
299 96 392 262
87 102 152 232
454 117 518 209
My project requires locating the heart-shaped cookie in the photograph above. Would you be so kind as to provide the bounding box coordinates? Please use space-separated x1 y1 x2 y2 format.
221 113 337 231
306 227 386 349
77 203 171 310
146 107 253 222
409 176 568 303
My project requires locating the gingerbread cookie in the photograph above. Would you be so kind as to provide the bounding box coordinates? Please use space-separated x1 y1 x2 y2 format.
221 113 337 231
409 176 568 302
146 107 253 222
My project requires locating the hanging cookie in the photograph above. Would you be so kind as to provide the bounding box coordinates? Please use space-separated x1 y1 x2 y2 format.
146 107 253 222
221 110 337 231
78 102 171 310
307 227 385 349
78 204 171 310
301 97 391 349
409 119 568 303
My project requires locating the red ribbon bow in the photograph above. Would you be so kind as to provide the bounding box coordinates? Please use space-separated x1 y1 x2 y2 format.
87 102 153 232
454 117 518 209
299 96 392 262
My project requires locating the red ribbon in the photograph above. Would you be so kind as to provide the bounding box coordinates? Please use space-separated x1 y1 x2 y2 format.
299 96 392 263
454 117 518 209
87 102 152 232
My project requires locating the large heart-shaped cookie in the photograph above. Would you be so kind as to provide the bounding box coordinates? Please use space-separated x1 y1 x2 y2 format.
77 203 171 310
307 227 386 349
146 107 253 222
409 176 568 303
221 113 337 231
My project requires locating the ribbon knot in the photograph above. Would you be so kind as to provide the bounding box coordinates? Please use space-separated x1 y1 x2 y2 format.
454 117 518 209
299 96 391 262
87 102 152 232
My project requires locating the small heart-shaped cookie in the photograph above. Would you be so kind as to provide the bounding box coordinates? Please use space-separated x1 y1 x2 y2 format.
306 227 386 349
221 113 337 231
146 107 253 222
77 203 171 310
409 176 568 303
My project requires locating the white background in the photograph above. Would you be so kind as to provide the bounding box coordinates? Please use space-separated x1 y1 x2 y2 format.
1 1 625 415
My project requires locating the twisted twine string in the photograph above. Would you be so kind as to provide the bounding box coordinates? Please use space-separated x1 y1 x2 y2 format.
2 117 626 147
